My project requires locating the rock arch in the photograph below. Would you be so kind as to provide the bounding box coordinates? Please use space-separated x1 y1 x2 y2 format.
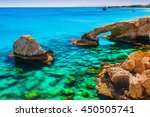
72 16 150 46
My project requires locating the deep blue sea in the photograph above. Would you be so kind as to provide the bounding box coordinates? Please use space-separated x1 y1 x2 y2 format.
0 7 150 100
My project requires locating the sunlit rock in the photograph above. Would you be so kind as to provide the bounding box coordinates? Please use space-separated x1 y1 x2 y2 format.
13 35 54 64
96 50 150 100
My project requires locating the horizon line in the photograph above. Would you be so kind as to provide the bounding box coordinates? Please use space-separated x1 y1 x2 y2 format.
0 4 149 8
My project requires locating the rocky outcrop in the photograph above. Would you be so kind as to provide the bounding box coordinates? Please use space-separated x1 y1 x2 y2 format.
96 50 150 99
73 16 150 46
12 35 53 64
72 38 99 47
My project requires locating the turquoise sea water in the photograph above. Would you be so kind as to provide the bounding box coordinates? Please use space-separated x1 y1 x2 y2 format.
0 7 150 100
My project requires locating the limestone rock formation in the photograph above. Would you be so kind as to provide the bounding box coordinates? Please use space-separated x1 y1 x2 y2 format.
13 35 54 64
73 16 150 46
96 50 150 99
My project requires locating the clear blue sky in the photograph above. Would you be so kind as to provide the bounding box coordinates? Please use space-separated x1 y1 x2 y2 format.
0 0 150 7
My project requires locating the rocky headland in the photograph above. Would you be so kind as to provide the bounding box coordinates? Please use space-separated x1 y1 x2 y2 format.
96 50 150 100
9 35 54 64
108 4 150 8
72 16 150 46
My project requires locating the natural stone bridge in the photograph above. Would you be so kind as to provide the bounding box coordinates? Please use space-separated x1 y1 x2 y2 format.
72 16 150 46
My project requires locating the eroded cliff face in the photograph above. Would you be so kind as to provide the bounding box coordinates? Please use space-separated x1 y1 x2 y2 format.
73 16 150 46
96 50 150 100
12 35 54 64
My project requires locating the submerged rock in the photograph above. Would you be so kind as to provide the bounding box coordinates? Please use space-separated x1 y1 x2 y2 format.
24 91 41 100
61 89 75 96
12 35 53 64
86 84 95 90
96 50 150 99
65 78 76 86
82 92 89 98
73 16 150 46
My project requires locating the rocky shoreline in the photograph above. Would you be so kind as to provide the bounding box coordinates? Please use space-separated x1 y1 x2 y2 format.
108 4 150 8
96 50 150 100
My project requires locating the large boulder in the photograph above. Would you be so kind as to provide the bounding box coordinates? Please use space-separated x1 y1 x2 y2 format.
128 51 144 60
111 69 131 90
96 50 150 100
121 60 135 72
13 35 53 64
107 67 131 89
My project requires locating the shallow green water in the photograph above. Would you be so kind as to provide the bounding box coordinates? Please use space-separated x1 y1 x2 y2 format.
0 40 144 100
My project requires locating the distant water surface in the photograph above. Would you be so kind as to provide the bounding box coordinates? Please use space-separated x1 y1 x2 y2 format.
0 7 150 100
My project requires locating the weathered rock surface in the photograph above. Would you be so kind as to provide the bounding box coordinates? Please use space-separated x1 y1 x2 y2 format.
13 35 53 64
72 38 99 47
128 76 143 99
73 16 150 46
96 50 150 99
121 60 135 72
